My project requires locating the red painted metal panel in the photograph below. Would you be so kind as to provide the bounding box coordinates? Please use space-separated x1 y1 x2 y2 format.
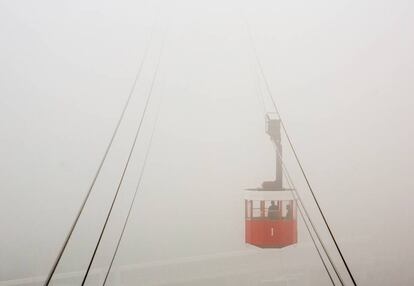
245 219 297 248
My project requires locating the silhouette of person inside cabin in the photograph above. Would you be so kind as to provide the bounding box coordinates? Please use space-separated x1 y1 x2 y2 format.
268 201 278 219
285 204 293 220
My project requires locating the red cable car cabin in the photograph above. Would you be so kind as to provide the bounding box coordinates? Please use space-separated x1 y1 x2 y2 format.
245 191 297 248
245 113 297 248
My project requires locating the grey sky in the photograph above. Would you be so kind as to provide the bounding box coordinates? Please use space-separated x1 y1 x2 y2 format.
1 0 414 285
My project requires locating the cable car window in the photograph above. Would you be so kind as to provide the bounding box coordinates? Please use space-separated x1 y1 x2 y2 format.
292 201 297 220
281 200 287 218
266 200 280 219
252 200 261 218
245 200 252 219
281 200 294 220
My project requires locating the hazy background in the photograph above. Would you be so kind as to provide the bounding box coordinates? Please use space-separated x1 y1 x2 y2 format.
1 0 414 285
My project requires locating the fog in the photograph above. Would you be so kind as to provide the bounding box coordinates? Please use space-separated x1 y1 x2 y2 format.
1 0 414 285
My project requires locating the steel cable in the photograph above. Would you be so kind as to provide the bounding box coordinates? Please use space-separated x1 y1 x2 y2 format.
275 146 340 285
43 24 155 286
243 15 357 286
80 35 165 286
240 15 340 284
101 67 164 286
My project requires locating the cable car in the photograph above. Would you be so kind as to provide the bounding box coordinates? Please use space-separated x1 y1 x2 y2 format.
245 113 297 248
